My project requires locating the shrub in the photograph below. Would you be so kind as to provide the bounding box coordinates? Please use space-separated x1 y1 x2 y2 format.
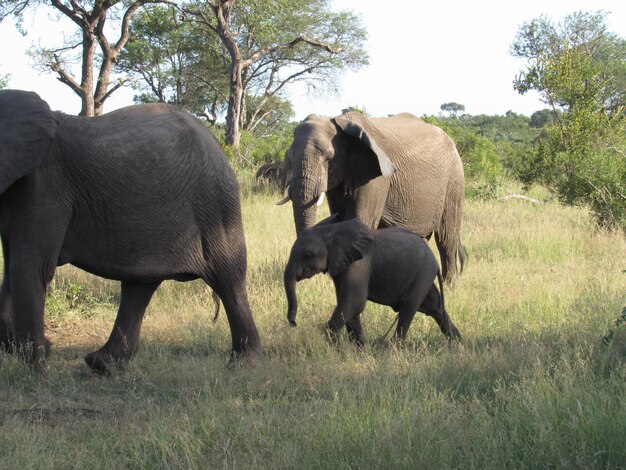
216 126 295 171
423 116 503 184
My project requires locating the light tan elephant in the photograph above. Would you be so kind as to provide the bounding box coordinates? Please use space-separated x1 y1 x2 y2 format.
278 111 467 283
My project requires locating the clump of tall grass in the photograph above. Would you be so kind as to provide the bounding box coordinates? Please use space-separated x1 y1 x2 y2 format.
0 176 624 468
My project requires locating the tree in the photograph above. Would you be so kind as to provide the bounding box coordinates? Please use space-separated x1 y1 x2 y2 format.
424 116 502 184
0 0 174 116
511 11 626 229
511 11 625 113
341 105 369 116
440 102 465 117
529 109 559 128
243 93 294 136
118 5 229 124
181 0 368 147
0 68 8 89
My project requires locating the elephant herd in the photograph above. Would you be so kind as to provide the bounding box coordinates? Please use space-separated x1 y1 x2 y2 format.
0 89 465 374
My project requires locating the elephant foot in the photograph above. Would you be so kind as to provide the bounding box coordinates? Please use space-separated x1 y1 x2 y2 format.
1 335 14 354
84 352 113 376
8 337 52 372
228 343 262 367
84 349 132 376
322 324 341 346
445 324 462 342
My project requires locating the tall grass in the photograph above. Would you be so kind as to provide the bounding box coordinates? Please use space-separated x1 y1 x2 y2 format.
1 176 624 468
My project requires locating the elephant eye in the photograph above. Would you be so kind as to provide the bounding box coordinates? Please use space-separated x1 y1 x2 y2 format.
303 251 314 258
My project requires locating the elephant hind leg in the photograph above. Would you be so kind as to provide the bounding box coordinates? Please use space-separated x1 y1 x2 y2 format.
394 307 418 341
201 274 261 361
198 224 261 360
434 231 465 284
85 281 160 375
418 284 461 341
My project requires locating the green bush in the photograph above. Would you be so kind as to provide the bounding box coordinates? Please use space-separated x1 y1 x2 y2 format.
423 116 503 184
513 114 626 230
216 126 296 171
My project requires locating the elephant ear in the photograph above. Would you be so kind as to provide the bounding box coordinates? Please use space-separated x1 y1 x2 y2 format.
0 90 57 194
332 113 397 178
327 219 374 277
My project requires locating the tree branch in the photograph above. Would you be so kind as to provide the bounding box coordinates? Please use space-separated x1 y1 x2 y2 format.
50 0 88 29
243 36 341 67
48 53 82 96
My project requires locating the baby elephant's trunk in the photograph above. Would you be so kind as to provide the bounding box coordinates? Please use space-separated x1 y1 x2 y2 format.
284 263 299 326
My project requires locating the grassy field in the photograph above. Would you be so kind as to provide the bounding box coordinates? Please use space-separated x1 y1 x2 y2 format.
1 175 625 469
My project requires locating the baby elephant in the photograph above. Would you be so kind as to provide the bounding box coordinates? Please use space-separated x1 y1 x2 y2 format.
284 218 461 345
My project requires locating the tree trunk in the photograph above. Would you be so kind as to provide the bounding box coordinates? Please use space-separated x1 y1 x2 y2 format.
225 60 243 147
79 30 97 117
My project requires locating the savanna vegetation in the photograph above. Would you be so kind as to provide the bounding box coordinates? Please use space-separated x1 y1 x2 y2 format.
1 177 625 468
0 3 625 468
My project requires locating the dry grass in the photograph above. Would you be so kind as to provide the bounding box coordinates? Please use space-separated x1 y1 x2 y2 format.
1 176 624 468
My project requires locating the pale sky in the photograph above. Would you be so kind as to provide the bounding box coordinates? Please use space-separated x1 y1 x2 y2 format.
1 0 625 119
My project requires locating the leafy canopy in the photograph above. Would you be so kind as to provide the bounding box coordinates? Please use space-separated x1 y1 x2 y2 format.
511 10 626 229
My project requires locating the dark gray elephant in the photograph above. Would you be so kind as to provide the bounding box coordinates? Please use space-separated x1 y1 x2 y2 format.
0 89 261 373
278 112 467 283
254 161 284 187
284 218 461 345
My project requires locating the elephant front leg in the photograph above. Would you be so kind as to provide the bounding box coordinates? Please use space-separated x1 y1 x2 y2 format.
0 281 15 353
349 178 390 229
85 281 160 374
345 314 365 347
327 278 368 345
8 268 50 369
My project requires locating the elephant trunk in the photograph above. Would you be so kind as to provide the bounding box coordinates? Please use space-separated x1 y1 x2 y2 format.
284 261 299 327
292 196 318 236
290 162 325 235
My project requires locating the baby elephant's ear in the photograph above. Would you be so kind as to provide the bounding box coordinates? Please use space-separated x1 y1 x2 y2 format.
328 220 374 277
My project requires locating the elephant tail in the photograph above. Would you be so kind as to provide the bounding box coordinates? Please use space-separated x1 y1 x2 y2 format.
458 241 468 274
436 268 446 310
211 290 221 323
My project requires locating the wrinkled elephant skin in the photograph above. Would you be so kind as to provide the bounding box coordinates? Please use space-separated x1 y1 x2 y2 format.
0 89 260 373
280 112 467 284
284 218 461 345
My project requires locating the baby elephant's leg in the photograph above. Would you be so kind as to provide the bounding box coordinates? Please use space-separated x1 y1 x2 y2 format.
394 307 418 341
394 278 434 341
345 314 365 346
419 284 462 340
327 276 368 343
327 303 365 344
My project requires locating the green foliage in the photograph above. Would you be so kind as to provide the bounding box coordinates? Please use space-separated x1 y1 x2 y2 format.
118 5 228 124
527 114 625 229
45 278 113 319
511 11 626 113
1 179 625 468
116 0 368 146
244 94 295 136
440 102 465 116
0 69 8 89
460 111 537 145
529 108 559 128
341 104 369 116
217 124 296 170
424 116 503 188
511 11 626 229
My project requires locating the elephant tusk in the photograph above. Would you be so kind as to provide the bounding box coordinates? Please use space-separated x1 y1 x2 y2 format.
276 194 291 205
316 192 326 207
